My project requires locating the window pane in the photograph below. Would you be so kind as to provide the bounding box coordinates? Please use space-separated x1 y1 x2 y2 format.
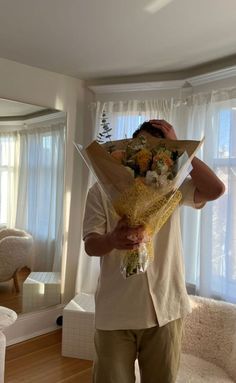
0 171 8 223
114 114 146 139
217 110 230 158
0 136 15 166
212 107 236 301
212 165 236 300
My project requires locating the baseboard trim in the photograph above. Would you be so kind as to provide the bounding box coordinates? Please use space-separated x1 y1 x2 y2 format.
3 304 64 346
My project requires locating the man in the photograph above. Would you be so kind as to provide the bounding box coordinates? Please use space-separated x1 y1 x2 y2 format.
83 119 225 383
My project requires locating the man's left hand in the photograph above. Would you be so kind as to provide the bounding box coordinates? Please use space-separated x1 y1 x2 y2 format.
149 119 178 140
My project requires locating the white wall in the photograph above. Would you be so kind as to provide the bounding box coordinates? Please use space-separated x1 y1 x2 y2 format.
63 87 95 304
93 88 182 102
192 76 236 94
0 57 86 341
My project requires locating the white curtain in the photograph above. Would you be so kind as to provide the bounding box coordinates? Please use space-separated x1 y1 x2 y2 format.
76 93 236 304
0 120 66 271
0 132 19 227
181 91 236 303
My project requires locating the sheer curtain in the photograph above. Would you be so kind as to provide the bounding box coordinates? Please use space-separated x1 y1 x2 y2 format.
181 91 236 303
0 120 66 271
76 93 236 303
15 122 65 271
0 132 19 227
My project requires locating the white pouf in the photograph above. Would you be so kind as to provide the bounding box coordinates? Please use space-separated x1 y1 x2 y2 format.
0 306 17 383
62 293 95 360
0 332 6 383
0 307 17 331
22 272 61 312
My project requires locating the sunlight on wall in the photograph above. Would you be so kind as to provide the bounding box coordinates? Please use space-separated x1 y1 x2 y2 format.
61 189 71 296
144 0 174 14
55 96 64 112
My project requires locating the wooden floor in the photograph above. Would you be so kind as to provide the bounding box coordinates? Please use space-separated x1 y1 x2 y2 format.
5 330 93 383
0 267 31 314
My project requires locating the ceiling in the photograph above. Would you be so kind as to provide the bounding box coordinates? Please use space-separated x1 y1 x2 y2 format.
0 99 46 117
0 0 236 82
0 98 55 118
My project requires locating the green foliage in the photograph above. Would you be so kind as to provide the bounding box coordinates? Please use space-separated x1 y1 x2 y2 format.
97 110 115 152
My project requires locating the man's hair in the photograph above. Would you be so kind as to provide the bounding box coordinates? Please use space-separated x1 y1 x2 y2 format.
132 121 165 139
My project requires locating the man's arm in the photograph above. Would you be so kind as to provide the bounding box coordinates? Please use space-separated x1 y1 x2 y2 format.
84 217 145 257
149 119 225 203
190 157 225 203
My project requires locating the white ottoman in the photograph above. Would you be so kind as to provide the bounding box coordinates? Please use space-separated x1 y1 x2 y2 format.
62 293 95 360
22 272 61 312
0 332 6 383
0 306 17 383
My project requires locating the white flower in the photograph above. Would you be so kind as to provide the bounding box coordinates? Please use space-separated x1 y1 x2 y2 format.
125 166 135 177
146 170 172 190
159 174 168 186
146 170 159 186
160 164 169 174
158 174 172 189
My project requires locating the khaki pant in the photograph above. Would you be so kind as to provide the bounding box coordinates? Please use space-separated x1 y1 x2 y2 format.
93 319 183 383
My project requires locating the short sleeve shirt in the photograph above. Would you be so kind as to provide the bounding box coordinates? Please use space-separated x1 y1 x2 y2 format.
83 177 204 329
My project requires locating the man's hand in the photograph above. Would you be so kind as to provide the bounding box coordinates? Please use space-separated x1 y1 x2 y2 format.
84 217 146 257
108 216 146 250
149 119 178 140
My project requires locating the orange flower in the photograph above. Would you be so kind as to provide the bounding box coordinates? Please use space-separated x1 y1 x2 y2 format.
135 176 146 184
135 149 152 174
152 152 173 168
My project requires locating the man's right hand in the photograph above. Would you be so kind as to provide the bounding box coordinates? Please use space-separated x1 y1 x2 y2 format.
108 216 146 250
84 217 146 257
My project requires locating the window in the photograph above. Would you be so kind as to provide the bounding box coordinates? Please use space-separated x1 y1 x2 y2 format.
211 109 236 301
0 134 18 225
114 114 146 139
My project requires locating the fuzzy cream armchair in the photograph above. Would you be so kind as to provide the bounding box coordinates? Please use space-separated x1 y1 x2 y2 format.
0 228 33 292
178 295 236 382
135 295 236 382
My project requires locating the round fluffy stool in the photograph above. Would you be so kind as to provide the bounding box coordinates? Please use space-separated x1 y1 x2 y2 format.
0 306 17 383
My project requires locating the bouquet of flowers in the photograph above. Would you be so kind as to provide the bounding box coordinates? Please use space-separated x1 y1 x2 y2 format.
75 135 203 278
